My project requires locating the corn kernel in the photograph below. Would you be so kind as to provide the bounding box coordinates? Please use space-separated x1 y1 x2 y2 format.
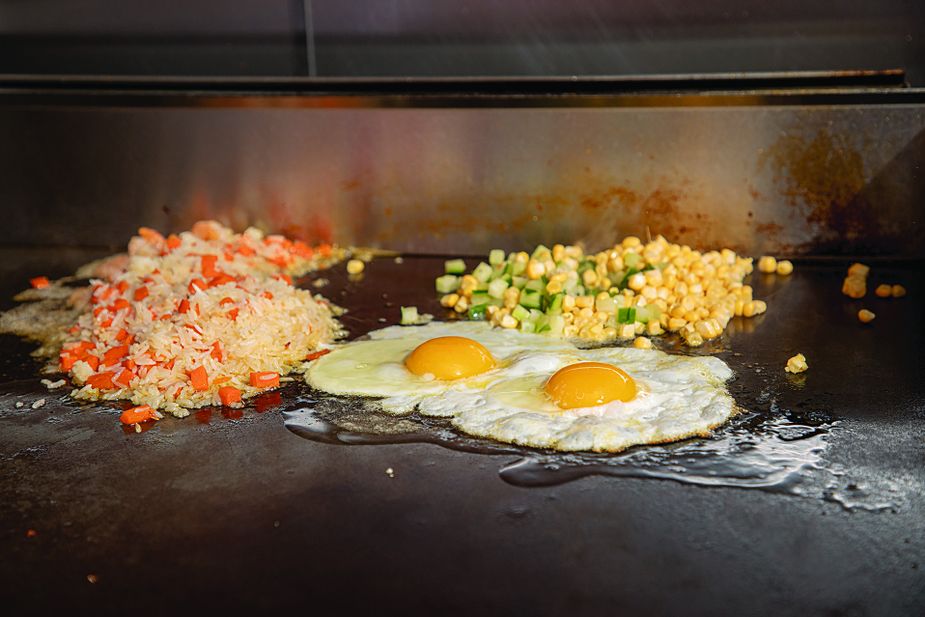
847 262 870 278
619 324 636 338
552 244 565 262
575 295 594 309
842 275 866 299
453 297 468 313
785 353 808 374
562 295 576 311
582 269 598 287
526 259 546 280
633 336 652 349
500 314 518 329
441 293 459 308
682 330 704 347
875 284 892 298
646 320 663 336
346 259 365 274
858 308 876 323
757 256 777 273
775 259 793 276
667 317 687 332
623 236 641 248
891 284 907 298
546 280 563 294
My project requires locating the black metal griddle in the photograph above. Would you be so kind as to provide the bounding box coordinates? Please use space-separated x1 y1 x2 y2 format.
1 248 923 616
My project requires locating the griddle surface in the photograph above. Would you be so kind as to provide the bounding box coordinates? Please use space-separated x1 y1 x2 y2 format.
1 249 923 616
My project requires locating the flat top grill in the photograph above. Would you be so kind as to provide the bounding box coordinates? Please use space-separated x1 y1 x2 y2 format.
1 248 923 615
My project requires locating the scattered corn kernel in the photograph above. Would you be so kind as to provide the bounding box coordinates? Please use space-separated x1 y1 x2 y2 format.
441 293 459 308
875 284 892 298
842 275 866 299
776 260 793 276
346 259 365 275
500 314 518 329
633 336 653 349
858 308 876 323
757 256 777 273
785 353 808 374
847 263 870 278
891 284 907 298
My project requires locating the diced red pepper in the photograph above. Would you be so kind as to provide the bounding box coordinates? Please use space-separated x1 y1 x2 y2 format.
261 291 274 300
188 366 209 391
249 371 280 388
166 234 182 250
113 369 134 388
208 273 235 287
116 280 129 294
188 279 208 294
305 349 331 361
85 355 100 371
219 297 235 306
218 386 242 406
237 244 255 257
210 342 223 362
30 276 50 289
177 299 190 314
133 286 149 301
111 298 131 312
226 308 239 321
59 351 77 372
115 329 130 342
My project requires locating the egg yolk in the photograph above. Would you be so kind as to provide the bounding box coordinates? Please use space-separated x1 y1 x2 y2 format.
544 362 637 409
404 336 496 380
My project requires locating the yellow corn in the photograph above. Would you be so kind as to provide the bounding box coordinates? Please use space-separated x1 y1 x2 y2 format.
785 353 808 374
346 259 365 274
526 259 546 280
757 256 777 273
633 336 653 349
776 260 793 276
891 284 907 298
847 262 870 278
441 293 459 308
858 308 876 323
875 284 892 298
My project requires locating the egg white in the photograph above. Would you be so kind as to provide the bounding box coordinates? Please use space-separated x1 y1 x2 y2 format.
305 321 736 452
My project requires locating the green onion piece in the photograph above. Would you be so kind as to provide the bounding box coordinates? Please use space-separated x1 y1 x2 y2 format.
488 278 509 299
400 306 419 325
519 289 542 309
445 259 466 275
617 267 639 289
617 307 637 324
472 262 493 283
435 275 459 294
511 305 530 322
489 249 506 266
546 293 564 315
468 305 487 321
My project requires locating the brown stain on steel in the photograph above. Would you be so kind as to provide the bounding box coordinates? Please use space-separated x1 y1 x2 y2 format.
760 128 881 249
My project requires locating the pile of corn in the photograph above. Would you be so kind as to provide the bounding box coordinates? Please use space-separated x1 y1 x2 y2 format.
437 235 768 347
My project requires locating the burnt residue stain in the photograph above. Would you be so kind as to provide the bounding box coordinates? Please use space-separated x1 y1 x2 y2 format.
760 128 888 253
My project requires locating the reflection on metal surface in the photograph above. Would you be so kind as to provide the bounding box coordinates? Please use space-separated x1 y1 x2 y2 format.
1 94 923 256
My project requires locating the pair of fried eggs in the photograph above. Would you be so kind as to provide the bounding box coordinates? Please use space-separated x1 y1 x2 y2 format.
305 321 735 452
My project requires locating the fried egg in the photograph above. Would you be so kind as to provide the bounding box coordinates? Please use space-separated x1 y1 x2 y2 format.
305 321 735 452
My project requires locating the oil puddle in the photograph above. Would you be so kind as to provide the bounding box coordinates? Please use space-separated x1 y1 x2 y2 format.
283 393 902 511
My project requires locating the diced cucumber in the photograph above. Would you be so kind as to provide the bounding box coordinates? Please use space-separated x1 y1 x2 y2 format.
637 305 661 323
445 259 466 275
488 278 509 299
468 305 487 321
511 276 527 289
529 309 545 321
624 252 642 269
400 306 419 325
595 294 616 314
524 279 545 293
470 290 491 306
511 260 526 276
490 263 506 280
489 249 506 266
512 305 530 323
519 321 536 333
435 275 459 294
519 289 542 309
617 306 637 324
531 244 551 260
472 262 493 283
547 315 565 336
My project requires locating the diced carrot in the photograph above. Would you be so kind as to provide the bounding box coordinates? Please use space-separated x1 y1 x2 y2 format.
292 241 314 258
120 405 157 425
59 352 77 372
93 306 106 318
116 280 129 294
133 286 149 301
68 325 80 335
306 349 331 361
249 371 280 388
261 291 274 300
219 297 235 306
208 273 235 287
178 299 190 313
122 358 136 371
188 279 207 294
115 328 129 342
267 254 290 268
192 221 220 241
166 234 182 250
276 274 293 285
113 369 134 388
211 342 223 362
218 386 242 406
223 250 234 262
201 254 218 278
111 298 131 312
213 376 231 385
173 386 184 399
86 372 116 390
189 366 209 391
85 355 100 371
163 358 175 370
226 308 239 321
318 243 332 257
30 276 50 289
237 244 255 257
102 345 129 366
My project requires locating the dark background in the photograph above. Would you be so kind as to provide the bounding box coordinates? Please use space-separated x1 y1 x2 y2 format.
1 0 924 84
